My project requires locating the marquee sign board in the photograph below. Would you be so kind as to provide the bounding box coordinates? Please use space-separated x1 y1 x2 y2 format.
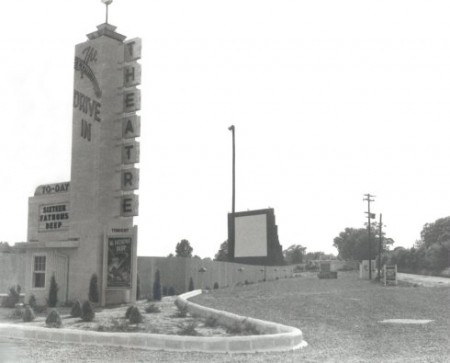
39 203 70 231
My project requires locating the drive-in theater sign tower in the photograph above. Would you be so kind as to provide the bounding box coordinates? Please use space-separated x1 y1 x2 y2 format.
21 2 142 306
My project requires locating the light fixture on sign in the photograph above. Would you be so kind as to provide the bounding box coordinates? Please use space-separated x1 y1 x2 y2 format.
102 0 113 23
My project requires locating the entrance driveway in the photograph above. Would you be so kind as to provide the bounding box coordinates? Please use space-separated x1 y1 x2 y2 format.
397 273 450 287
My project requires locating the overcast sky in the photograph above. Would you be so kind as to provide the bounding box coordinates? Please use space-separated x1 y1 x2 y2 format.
1 0 450 259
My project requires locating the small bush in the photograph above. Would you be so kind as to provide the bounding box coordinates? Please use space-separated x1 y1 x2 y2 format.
178 322 199 336
89 274 99 303
213 282 219 289
97 318 129 332
2 285 21 308
23 306 35 322
145 304 161 314
188 277 194 291
129 306 143 325
204 316 218 328
81 301 95 322
168 287 176 296
125 305 134 319
162 286 168 296
226 318 259 335
71 300 82 318
175 303 188 318
9 305 24 320
46 310 62 328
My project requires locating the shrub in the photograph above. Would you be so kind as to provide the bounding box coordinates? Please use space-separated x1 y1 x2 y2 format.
153 270 162 301
188 277 194 291
204 315 218 328
70 300 82 318
48 275 58 308
9 305 24 319
2 285 21 308
226 318 259 335
178 322 199 336
23 306 35 322
89 274 99 303
46 310 62 328
168 287 176 296
28 294 37 309
145 304 161 314
213 282 219 289
162 286 168 296
129 306 143 325
125 305 134 319
175 303 188 318
81 301 95 322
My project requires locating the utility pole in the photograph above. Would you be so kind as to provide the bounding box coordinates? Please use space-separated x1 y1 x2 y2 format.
378 213 383 281
363 193 375 280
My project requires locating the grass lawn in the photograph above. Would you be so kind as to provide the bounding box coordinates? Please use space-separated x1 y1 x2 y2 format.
1 271 448 362
192 271 450 362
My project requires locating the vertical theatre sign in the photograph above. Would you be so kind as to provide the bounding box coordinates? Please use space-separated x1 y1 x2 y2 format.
120 38 141 217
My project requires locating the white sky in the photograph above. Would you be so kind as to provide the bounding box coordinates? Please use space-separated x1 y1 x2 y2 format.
1 0 450 258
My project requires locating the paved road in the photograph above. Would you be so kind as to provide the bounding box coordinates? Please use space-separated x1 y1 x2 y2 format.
397 272 450 287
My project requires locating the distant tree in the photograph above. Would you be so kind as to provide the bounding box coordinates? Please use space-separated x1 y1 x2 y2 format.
48 275 58 308
88 274 99 303
214 241 228 262
305 251 337 261
175 239 193 258
283 245 306 264
153 269 162 301
193 255 202 260
167 253 175 258
333 223 393 261
420 216 450 248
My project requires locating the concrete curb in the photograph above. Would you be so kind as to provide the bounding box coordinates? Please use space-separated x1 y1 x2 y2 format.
0 290 307 353
175 290 307 352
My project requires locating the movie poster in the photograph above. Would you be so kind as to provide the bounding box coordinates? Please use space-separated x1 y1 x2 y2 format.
107 237 132 287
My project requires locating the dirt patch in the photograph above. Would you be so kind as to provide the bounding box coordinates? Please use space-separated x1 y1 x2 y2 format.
0 297 231 337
